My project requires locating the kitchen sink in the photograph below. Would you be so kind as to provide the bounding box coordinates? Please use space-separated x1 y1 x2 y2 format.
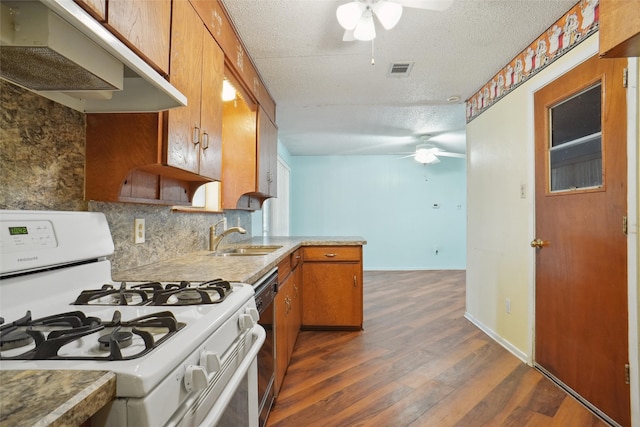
209 245 282 257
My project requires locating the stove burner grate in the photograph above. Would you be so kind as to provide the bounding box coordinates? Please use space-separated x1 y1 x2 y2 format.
0 310 185 361
73 282 150 306
71 279 233 306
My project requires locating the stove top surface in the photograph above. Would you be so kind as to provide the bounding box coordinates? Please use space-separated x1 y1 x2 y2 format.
0 210 258 398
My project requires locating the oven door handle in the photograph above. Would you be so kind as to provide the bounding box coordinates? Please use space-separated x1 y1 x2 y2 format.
196 324 265 427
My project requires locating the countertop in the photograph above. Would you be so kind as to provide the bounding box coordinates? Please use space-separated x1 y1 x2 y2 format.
114 236 367 284
0 237 364 426
0 236 367 427
0 370 116 427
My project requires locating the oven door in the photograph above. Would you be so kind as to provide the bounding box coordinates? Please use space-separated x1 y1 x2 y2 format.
167 323 265 427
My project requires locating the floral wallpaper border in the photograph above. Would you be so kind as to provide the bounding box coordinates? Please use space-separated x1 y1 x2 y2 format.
465 0 599 123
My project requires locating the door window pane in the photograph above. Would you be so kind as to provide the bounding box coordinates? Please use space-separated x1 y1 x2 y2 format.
549 84 602 191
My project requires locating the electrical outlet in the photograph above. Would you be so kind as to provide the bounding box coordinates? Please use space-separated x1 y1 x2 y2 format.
520 184 527 199
134 218 145 244
506 298 511 314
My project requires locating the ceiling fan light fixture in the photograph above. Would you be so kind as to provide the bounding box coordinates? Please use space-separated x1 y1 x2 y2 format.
415 151 440 164
415 143 440 164
372 1 403 29
353 11 376 41
337 2 365 30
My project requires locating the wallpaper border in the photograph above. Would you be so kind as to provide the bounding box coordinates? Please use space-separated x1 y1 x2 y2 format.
465 0 599 123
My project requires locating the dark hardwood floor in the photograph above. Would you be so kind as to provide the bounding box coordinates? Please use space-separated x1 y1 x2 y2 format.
266 270 607 427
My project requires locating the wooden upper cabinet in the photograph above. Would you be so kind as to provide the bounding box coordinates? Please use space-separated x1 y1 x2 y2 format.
104 0 171 75
257 106 277 197
220 102 278 210
167 0 223 180
190 0 277 123
199 32 225 179
74 0 106 21
221 95 257 210
599 0 640 58
85 0 224 205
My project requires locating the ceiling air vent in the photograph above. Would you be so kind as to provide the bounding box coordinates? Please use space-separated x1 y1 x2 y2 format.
387 62 414 78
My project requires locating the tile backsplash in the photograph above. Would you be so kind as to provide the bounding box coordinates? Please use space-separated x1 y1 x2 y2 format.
0 80 251 274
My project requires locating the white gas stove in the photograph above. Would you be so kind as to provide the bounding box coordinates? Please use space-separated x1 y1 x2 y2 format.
0 210 265 426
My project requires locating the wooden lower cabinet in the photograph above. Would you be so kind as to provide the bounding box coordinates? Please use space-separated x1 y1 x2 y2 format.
274 253 302 394
301 246 363 330
274 245 362 398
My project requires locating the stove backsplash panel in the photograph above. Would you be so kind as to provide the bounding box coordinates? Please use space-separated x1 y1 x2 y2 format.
0 80 251 274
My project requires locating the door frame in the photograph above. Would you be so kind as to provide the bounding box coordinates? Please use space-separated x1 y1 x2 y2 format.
525 36 639 425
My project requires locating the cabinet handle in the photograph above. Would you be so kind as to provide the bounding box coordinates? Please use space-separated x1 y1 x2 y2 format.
293 284 298 297
202 132 209 150
193 126 200 145
285 297 291 314
353 275 357 288
324 253 336 258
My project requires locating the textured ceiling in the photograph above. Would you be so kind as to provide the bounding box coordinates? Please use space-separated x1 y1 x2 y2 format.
221 0 577 156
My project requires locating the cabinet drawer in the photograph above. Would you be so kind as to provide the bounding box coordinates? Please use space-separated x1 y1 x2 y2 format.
278 256 291 282
302 246 361 262
290 248 302 269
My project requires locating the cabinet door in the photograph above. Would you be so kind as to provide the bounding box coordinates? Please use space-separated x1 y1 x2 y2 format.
302 262 362 328
257 107 277 197
289 265 302 355
107 0 171 74
274 276 290 394
198 32 224 180
166 0 203 175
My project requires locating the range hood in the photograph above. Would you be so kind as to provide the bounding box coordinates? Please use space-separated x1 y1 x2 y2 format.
0 0 186 112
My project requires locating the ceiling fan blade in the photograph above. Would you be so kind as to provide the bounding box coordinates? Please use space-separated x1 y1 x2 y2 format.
436 151 465 158
372 1 403 30
336 2 366 30
395 0 453 12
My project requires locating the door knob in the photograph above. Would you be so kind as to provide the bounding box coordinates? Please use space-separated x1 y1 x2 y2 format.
530 238 546 248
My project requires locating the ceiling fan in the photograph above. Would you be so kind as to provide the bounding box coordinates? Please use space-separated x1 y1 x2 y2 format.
336 0 454 41
399 136 465 164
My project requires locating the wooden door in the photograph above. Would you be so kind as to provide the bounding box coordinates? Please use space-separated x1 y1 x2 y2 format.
533 55 629 426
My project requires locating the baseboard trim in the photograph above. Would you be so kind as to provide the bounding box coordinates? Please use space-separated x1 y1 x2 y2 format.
463 311 530 364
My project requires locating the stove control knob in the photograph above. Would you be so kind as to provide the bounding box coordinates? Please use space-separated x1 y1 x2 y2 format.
245 307 259 322
238 313 256 331
200 350 221 374
184 365 208 392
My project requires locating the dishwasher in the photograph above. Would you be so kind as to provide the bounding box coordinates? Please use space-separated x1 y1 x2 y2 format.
254 269 278 427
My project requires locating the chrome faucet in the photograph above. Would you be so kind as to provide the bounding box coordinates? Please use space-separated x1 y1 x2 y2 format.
209 220 246 252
